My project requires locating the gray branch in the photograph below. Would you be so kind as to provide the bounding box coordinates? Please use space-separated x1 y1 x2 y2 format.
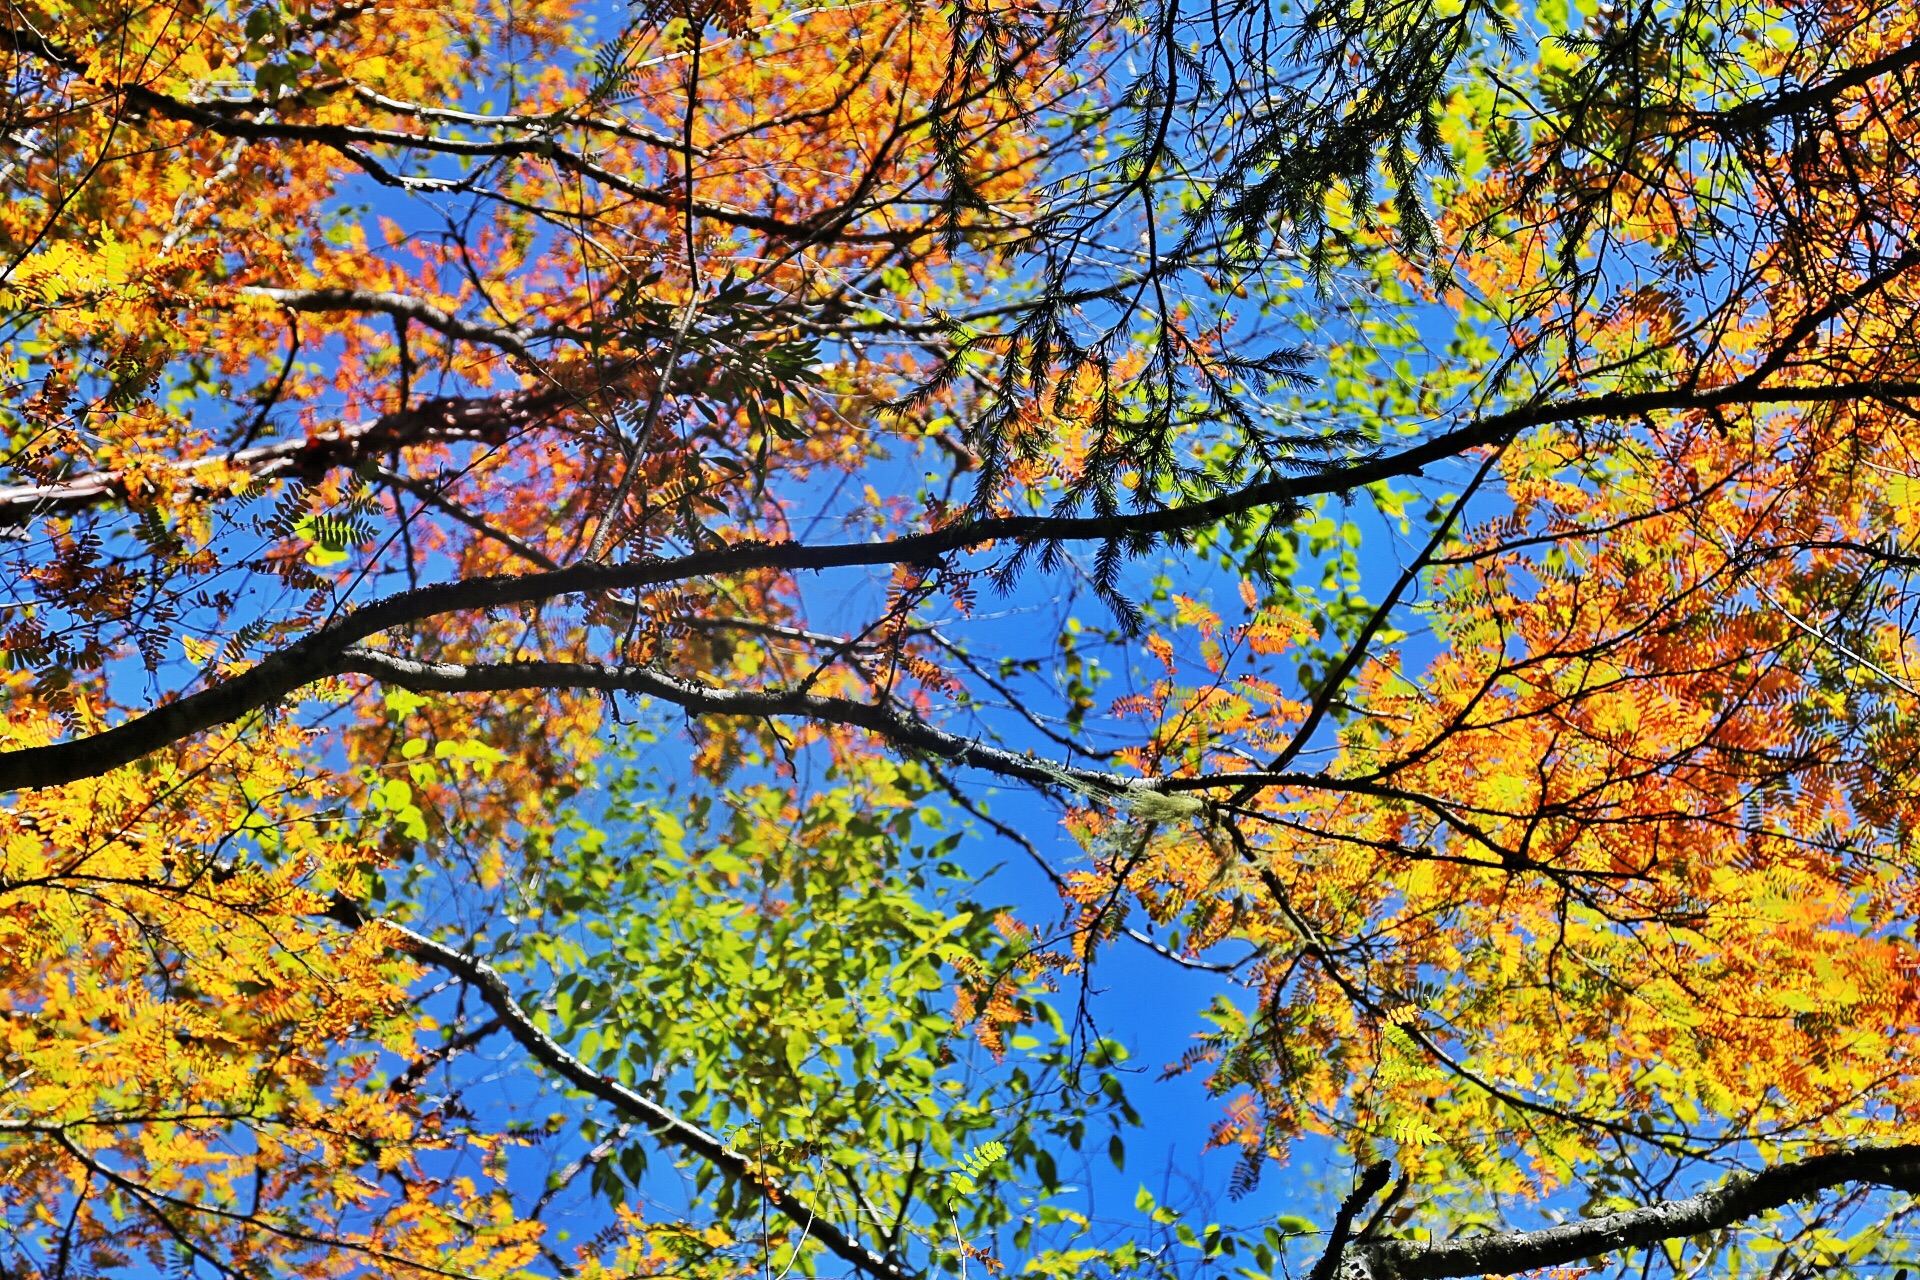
327 901 914 1280
242 287 537 359
337 649 1150 797
0 390 562 528
1352 1147 1920 1280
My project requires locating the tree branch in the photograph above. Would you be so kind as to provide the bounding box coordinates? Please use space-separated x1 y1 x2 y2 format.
325 901 915 1280
1312 1161 1393 1280
335 650 1140 795
7 377 1920 791
242 287 538 360
1708 40 1920 133
0 390 564 528
1353 1146 1920 1280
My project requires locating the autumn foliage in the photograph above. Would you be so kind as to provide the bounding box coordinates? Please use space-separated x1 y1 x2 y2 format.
6 0 1920 1275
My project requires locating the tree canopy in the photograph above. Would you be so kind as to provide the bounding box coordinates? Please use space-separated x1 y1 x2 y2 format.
5 0 1920 1275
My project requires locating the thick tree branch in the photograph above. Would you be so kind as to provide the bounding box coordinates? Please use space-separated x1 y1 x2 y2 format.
1709 40 1920 133
1352 1146 1920 1280
6 378 1920 792
0 390 564 527
325 901 915 1280
241 287 539 359
348 85 689 153
337 650 1141 795
1310 1161 1393 1280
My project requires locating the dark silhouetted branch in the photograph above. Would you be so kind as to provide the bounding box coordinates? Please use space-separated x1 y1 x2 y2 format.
326 901 916 1280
